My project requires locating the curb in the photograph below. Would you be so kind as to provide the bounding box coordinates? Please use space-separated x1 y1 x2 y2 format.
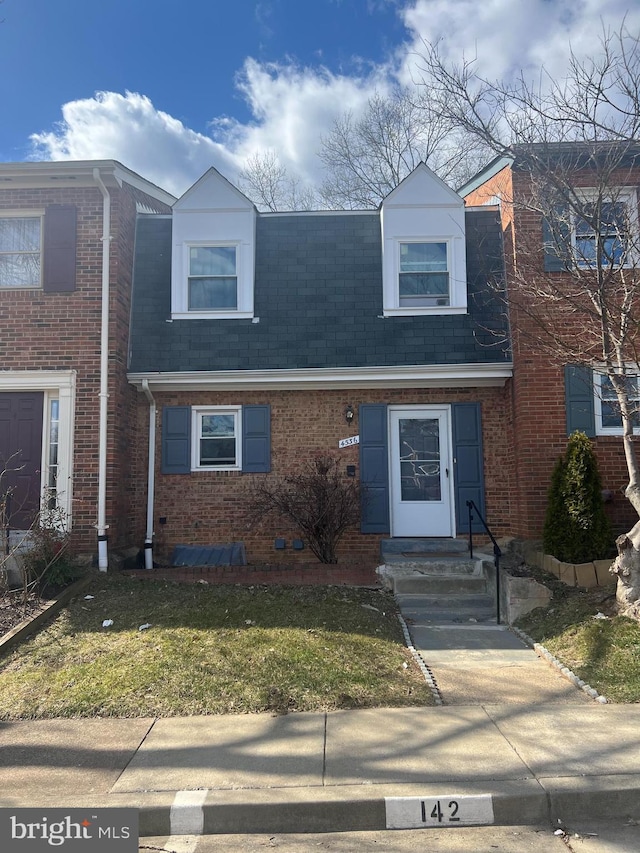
24 777 640 837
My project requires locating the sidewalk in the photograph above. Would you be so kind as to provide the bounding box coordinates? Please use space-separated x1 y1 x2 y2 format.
0 702 638 836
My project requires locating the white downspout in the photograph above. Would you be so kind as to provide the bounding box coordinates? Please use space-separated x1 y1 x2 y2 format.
93 169 111 571
141 379 156 569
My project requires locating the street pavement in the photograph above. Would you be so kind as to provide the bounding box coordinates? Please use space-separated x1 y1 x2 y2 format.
140 822 640 852
0 603 636 840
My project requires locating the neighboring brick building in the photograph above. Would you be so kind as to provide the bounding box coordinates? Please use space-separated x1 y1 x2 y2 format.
460 144 640 541
128 163 514 566
0 161 174 563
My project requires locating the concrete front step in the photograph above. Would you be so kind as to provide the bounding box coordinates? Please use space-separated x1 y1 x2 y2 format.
400 608 497 624
397 592 497 624
393 574 488 594
381 538 469 560
382 556 482 574
406 611 497 624
396 593 495 610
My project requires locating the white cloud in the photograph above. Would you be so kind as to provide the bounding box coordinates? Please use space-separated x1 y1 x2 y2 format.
401 0 640 84
30 64 389 197
221 58 390 183
30 91 238 198
29 2 640 197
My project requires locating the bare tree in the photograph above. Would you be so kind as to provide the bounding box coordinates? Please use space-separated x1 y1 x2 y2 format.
239 90 490 213
318 89 489 209
238 150 318 212
420 21 640 612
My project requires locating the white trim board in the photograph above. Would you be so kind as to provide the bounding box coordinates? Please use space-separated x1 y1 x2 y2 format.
129 363 513 392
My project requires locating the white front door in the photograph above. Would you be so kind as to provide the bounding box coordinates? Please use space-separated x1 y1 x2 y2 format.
389 407 453 537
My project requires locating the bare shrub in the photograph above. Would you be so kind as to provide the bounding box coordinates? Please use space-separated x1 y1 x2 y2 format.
246 455 362 564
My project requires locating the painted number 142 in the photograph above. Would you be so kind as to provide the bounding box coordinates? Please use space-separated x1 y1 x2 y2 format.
422 800 460 823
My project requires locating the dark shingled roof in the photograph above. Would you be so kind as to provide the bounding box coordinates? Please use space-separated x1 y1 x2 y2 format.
128 209 510 374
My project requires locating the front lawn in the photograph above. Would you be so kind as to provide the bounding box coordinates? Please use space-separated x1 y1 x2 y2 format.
517 578 640 702
0 575 432 718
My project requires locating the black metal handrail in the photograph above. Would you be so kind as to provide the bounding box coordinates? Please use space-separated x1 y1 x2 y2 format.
466 499 502 625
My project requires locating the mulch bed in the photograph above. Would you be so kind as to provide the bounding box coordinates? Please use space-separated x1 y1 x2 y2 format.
0 589 48 637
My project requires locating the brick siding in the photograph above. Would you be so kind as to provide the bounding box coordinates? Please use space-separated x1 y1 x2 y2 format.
466 162 640 540
130 385 514 565
0 180 170 552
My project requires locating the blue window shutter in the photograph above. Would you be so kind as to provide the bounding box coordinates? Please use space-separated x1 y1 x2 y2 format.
242 405 271 472
359 404 390 533
161 406 191 474
452 403 486 534
542 205 570 272
565 365 595 437
43 205 77 292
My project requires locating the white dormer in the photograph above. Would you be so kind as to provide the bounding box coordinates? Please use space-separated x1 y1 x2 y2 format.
381 162 467 316
171 168 256 319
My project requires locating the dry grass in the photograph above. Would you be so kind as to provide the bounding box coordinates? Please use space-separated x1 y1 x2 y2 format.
517 578 640 702
0 574 433 718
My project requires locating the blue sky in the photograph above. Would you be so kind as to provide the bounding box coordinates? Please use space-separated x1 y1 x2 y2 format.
1 0 637 197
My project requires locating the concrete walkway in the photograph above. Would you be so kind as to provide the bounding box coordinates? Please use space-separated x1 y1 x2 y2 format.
399 602 592 705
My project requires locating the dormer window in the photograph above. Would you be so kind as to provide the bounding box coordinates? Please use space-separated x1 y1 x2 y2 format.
170 167 256 320
380 162 467 316
188 244 238 310
399 241 449 308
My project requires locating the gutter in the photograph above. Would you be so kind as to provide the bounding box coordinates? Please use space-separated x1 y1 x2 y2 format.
93 169 111 572
141 379 156 570
128 362 514 392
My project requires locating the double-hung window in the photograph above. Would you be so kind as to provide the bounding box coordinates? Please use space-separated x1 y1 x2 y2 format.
188 245 237 311
575 201 628 268
573 190 637 269
399 242 449 307
192 407 241 470
0 215 42 288
594 372 640 434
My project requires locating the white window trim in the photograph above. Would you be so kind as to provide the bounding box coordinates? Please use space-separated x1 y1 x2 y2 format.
41 392 60 516
191 405 242 471
593 370 640 436
573 188 639 270
383 236 467 317
0 210 44 290
173 240 254 320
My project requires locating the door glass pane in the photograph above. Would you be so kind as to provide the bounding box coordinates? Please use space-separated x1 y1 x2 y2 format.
398 418 441 502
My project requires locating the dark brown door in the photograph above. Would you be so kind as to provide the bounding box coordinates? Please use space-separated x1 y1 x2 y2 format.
0 392 44 529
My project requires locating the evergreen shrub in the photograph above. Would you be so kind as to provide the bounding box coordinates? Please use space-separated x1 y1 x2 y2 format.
542 430 612 563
